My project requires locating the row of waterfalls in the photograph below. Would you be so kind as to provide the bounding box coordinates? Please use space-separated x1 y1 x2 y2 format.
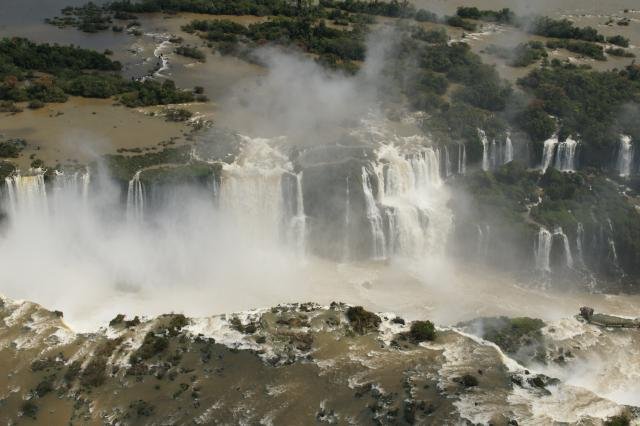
479 130 513 171
540 135 579 173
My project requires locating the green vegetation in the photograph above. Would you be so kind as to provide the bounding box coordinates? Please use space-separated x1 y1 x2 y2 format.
175 45 206 61
529 16 605 42
0 138 26 158
478 316 545 355
486 41 547 67
346 306 381 334
130 332 170 363
80 357 108 387
409 320 436 342
0 38 196 107
546 39 605 60
110 0 303 17
456 6 515 24
103 146 192 182
607 35 630 48
606 47 635 58
445 16 477 32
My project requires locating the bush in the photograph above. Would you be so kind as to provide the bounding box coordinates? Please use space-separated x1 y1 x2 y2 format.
409 320 436 342
346 306 381 334
175 45 206 61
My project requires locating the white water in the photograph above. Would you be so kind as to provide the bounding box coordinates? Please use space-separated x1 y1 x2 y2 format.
458 143 466 175
535 227 552 272
444 145 452 178
555 137 578 172
616 135 633 177
541 136 559 173
287 172 307 257
535 226 574 272
361 167 387 259
372 144 451 258
576 222 585 265
479 129 490 171
126 170 145 223
4 171 48 216
504 132 513 163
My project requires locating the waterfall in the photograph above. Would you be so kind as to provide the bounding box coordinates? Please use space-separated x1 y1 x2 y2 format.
126 170 145 222
535 227 552 272
535 226 574 272
343 176 351 262
541 136 558 173
617 135 633 177
373 145 451 257
479 129 490 171
3 171 48 216
287 172 306 256
576 222 585 264
217 137 288 244
361 167 387 259
444 146 452 178
52 169 91 202
458 143 466 175
554 226 574 268
504 132 513 163
490 138 498 169
554 137 578 172
477 224 490 259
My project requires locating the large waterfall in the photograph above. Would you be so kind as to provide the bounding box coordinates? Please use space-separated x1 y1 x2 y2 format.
554 137 578 172
371 144 451 257
361 167 387 259
480 129 490 171
616 135 633 177
4 172 48 216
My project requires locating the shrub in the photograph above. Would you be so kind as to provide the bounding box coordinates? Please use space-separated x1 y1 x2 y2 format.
346 306 381 334
409 320 436 342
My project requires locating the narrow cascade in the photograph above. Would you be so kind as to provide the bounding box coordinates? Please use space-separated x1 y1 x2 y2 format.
554 226 574 268
616 135 633 177
444 145 452 178
361 167 387 259
576 222 585 264
535 227 552 272
554 137 578 172
477 224 490 260
287 172 307 256
3 171 48 216
541 136 559 173
343 176 350 262
458 143 466 175
479 129 490 171
490 138 498 169
504 132 514 163
373 145 451 257
126 170 145 222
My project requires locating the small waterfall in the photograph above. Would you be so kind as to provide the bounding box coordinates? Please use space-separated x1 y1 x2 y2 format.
361 167 387 259
3 171 48 216
343 176 351 262
479 129 490 171
126 170 145 222
477 224 490 259
504 132 513 163
554 226 574 269
541 136 558 173
554 137 578 172
535 226 574 272
458 144 466 175
53 168 91 202
535 227 552 272
616 135 633 177
576 222 585 264
287 172 306 256
490 138 498 169
444 146 452 178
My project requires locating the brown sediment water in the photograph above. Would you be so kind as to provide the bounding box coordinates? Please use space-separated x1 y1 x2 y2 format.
0 98 189 169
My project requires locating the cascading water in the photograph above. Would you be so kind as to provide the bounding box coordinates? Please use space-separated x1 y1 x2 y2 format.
535 227 552 272
444 146 452 178
126 170 145 222
534 226 573 272
616 135 633 177
286 172 306 256
541 136 558 173
554 137 578 172
458 143 466 175
3 171 48 216
372 144 451 258
576 222 584 265
479 129 490 171
476 224 490 260
361 167 387 259
504 132 513 163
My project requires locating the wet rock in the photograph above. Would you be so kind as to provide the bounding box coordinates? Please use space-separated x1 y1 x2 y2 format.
346 306 381 334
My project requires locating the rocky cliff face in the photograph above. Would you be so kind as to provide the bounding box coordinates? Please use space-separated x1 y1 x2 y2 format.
0 296 636 425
